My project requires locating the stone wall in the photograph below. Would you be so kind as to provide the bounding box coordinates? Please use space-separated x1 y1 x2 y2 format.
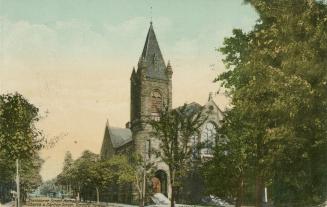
130 68 172 158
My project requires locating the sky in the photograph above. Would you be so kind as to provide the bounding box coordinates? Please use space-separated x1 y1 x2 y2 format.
0 0 258 180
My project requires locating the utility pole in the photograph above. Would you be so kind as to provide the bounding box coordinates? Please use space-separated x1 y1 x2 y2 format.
264 187 268 205
16 159 20 207
142 160 146 207
142 139 150 207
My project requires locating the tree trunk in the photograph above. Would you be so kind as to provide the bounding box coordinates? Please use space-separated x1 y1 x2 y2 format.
255 176 263 207
235 176 244 207
170 168 175 207
171 186 175 207
139 189 144 207
96 187 100 204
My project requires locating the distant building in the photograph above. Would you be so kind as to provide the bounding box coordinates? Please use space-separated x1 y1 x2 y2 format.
100 22 223 204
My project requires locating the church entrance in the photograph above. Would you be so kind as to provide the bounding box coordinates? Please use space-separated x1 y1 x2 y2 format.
151 170 168 196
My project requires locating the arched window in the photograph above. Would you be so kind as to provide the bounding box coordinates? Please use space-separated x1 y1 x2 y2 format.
151 90 162 117
201 122 218 155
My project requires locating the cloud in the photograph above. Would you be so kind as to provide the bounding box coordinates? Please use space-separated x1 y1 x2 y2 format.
0 17 161 71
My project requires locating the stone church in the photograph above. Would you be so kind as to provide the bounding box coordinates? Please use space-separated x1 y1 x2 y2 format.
100 22 223 203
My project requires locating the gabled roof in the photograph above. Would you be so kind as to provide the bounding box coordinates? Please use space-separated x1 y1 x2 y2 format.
206 93 224 115
140 23 167 80
100 121 132 159
108 127 132 148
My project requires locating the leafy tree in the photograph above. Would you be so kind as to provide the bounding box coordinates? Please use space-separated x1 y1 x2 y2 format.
0 93 44 159
0 93 45 204
202 108 255 207
56 151 74 196
20 154 44 202
0 151 16 203
56 151 153 206
57 151 103 202
63 151 73 172
178 155 205 204
148 104 207 207
58 150 99 201
100 154 154 207
0 147 44 203
213 0 327 206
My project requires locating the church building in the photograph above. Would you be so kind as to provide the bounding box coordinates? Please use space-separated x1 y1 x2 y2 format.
100 22 223 203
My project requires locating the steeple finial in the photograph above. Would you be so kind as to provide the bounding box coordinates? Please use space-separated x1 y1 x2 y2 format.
131 67 136 80
150 6 153 24
106 119 110 128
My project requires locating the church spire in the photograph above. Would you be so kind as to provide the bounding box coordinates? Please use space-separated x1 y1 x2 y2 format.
106 119 110 128
139 22 167 80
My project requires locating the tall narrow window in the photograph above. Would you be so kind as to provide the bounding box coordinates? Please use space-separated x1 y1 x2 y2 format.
151 90 162 118
200 122 218 155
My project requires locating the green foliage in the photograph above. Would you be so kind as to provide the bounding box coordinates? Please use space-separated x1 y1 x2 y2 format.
56 150 151 204
20 155 44 200
203 108 253 206
0 93 45 203
0 151 16 203
63 151 73 172
0 93 45 159
210 0 327 206
148 104 207 207
100 154 133 185
57 150 99 194
39 179 60 196
0 148 43 202
100 153 154 200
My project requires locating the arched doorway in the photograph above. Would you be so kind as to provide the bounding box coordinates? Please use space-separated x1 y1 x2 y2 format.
152 170 168 196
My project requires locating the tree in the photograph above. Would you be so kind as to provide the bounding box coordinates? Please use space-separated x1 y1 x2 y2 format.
0 151 16 203
61 150 99 201
100 154 154 207
57 150 110 202
202 108 255 207
148 104 207 207
0 93 45 204
20 154 44 202
0 152 44 203
63 151 73 172
56 151 74 196
214 1 327 206
122 154 155 207
0 93 44 159
56 151 154 205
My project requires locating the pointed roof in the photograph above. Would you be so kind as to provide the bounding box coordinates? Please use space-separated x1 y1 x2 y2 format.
140 22 167 80
104 120 132 148
205 93 224 116
131 67 136 80
106 119 110 127
108 127 132 148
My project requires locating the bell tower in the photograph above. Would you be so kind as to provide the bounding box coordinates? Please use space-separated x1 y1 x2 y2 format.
130 22 173 155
